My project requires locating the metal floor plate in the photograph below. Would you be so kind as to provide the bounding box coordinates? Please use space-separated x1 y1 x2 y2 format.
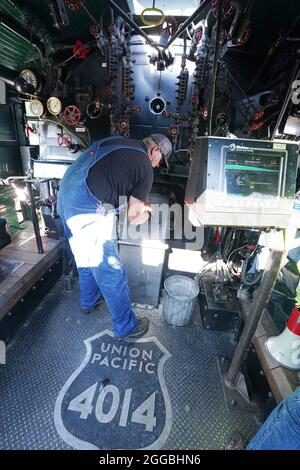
0 279 259 450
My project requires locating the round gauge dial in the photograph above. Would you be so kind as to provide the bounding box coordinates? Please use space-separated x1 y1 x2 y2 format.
29 99 44 117
19 69 38 90
47 96 62 116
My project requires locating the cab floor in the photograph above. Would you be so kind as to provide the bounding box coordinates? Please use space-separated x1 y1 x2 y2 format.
0 278 259 450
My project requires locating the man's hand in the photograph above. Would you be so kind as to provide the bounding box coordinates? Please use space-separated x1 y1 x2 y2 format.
128 197 152 225
143 202 153 218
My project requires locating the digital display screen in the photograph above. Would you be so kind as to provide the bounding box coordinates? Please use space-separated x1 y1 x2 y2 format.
224 149 285 197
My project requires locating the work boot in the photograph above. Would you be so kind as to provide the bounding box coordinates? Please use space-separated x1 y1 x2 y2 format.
224 431 245 450
81 296 105 314
116 317 149 341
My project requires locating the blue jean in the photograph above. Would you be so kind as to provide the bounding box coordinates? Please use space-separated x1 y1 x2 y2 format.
247 386 300 450
58 210 138 338
57 139 139 338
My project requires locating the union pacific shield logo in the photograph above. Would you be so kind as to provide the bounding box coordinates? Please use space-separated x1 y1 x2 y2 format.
54 330 172 449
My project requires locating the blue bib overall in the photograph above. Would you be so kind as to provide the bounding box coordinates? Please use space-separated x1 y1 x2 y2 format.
57 137 147 337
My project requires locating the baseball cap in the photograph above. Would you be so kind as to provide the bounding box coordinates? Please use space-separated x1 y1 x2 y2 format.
150 134 172 168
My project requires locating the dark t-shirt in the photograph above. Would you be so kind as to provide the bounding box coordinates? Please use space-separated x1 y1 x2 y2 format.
86 138 153 208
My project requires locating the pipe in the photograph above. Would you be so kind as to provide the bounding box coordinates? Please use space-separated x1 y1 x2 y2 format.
0 66 17 86
103 0 161 52
81 2 100 27
208 0 223 135
165 0 211 48
224 235 284 388
26 181 44 255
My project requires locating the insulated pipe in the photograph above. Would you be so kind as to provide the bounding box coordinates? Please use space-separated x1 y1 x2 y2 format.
103 0 161 53
165 0 211 49
224 233 284 389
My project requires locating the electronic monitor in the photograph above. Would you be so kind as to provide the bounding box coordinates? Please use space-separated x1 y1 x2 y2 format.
185 137 299 227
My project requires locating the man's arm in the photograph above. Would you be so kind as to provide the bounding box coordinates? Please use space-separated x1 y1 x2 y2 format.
127 196 152 225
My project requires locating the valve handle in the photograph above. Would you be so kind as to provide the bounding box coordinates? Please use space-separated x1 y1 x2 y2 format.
65 0 84 12
63 105 81 125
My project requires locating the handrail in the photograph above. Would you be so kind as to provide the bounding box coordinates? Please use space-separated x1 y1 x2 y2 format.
141 7 165 26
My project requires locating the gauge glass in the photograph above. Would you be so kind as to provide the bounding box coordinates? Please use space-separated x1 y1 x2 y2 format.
19 69 38 90
47 96 62 115
30 99 44 117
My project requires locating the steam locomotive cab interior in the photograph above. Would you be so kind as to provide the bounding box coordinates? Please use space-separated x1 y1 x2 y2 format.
0 0 299 452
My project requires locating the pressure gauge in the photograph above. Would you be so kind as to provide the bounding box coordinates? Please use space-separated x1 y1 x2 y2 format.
47 96 62 116
19 69 39 90
29 99 44 117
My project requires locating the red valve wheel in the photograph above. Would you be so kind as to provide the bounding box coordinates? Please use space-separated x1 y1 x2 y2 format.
195 28 203 43
118 120 129 135
24 123 34 138
72 40 91 59
103 85 113 97
249 121 263 132
58 134 72 146
160 16 178 38
65 0 84 12
201 108 208 120
108 24 115 34
238 26 251 45
58 134 64 146
90 24 100 37
221 29 228 42
168 125 180 138
63 105 81 125
253 110 264 121
212 0 234 19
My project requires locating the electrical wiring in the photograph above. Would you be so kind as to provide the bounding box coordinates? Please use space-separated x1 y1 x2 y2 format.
226 243 249 264
240 247 263 287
